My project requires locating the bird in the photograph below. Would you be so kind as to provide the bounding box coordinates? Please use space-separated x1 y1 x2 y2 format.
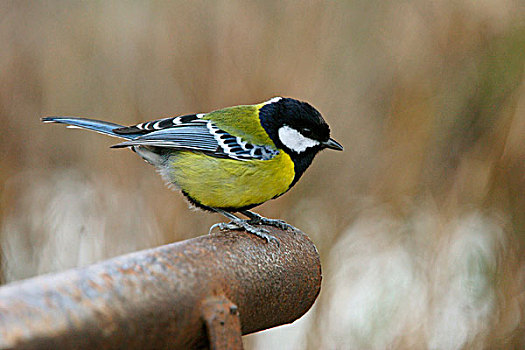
42 97 343 243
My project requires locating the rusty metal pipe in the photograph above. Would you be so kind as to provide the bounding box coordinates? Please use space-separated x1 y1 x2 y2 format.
0 228 321 349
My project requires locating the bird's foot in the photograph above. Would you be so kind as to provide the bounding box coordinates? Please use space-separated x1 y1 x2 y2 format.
244 212 297 232
209 220 279 245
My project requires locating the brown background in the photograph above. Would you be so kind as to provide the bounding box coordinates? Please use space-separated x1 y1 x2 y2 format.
0 1 523 348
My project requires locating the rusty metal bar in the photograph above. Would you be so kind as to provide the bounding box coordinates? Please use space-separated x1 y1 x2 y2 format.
202 296 243 350
0 227 321 349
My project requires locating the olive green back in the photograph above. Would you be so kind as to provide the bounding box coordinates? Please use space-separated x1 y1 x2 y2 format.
203 104 274 146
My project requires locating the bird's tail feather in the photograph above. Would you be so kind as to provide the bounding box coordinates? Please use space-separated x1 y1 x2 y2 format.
41 117 138 139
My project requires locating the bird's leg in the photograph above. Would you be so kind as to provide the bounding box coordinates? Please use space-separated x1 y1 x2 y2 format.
240 210 297 232
210 208 279 244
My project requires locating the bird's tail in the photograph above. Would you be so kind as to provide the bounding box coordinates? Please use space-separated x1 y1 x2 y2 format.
41 117 138 140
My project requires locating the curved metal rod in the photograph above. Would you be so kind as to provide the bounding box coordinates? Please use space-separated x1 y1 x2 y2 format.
0 227 321 349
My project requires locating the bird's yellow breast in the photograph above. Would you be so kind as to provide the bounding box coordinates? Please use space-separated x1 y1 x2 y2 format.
166 151 295 209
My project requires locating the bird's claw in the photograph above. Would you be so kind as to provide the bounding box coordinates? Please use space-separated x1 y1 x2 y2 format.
235 221 279 245
209 222 239 233
247 216 297 232
209 220 279 245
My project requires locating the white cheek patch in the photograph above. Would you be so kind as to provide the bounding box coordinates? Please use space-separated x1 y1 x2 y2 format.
278 125 320 153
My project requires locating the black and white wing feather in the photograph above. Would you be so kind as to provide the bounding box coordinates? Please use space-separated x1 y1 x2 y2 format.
113 114 206 134
206 123 279 161
112 115 278 161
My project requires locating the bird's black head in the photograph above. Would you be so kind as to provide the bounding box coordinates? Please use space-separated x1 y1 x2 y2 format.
259 97 343 186
259 97 343 156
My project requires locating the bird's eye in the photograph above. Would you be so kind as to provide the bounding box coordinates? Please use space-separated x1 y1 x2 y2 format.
301 128 312 137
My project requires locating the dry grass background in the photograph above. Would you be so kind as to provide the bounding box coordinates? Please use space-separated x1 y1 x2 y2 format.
0 1 524 349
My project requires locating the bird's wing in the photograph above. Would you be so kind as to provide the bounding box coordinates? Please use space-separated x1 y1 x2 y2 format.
112 116 279 161
202 104 275 146
113 114 206 134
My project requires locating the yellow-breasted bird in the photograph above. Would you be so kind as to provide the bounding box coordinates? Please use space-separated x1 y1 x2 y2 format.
42 97 343 243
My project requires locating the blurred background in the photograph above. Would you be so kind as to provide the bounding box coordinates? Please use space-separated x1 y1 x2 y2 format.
0 1 524 348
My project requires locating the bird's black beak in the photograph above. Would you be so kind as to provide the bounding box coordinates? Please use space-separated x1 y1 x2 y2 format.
322 138 343 151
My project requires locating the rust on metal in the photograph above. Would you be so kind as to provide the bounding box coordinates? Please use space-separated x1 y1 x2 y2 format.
202 296 242 350
0 227 322 349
